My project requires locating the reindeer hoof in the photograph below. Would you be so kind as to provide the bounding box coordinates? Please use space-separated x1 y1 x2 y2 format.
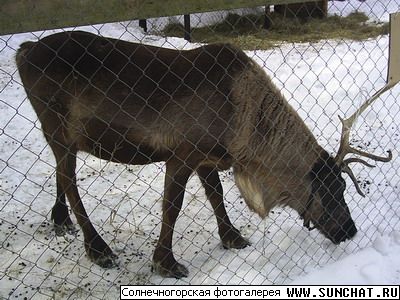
152 261 189 279
54 223 77 236
221 229 250 249
223 238 250 250
85 236 117 268
93 252 118 269
53 214 76 236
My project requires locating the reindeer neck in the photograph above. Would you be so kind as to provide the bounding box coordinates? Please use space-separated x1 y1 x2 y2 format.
229 61 324 175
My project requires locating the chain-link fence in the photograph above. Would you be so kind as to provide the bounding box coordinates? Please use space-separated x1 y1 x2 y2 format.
1 0 400 299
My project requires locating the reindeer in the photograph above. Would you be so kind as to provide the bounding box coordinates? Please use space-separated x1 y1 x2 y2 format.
16 31 391 279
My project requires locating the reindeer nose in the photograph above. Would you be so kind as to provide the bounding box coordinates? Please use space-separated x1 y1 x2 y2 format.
332 219 357 244
345 219 358 238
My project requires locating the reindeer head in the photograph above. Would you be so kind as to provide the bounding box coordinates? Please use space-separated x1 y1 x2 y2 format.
301 153 356 244
301 108 392 244
231 55 393 245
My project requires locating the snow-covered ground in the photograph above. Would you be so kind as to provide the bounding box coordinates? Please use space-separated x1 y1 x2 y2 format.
292 232 400 284
0 0 399 298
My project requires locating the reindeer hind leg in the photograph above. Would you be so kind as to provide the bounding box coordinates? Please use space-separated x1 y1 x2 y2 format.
47 136 116 268
51 179 76 236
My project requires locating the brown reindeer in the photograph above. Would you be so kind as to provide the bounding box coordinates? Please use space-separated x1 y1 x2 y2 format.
16 31 391 278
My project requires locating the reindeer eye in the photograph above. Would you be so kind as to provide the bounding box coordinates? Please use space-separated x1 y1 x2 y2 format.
319 214 330 225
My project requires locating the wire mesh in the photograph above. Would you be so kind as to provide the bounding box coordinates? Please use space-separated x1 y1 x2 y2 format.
0 1 399 299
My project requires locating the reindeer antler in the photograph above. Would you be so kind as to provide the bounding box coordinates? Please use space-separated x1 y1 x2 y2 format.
335 86 393 197
335 12 400 196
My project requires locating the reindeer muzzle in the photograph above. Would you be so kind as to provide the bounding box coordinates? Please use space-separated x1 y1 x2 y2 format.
330 219 358 244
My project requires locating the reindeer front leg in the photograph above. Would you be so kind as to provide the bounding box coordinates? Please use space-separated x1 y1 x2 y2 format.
197 166 249 249
153 159 192 278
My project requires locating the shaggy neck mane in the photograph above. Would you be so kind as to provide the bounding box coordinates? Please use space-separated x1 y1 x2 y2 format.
229 59 326 217
229 60 324 173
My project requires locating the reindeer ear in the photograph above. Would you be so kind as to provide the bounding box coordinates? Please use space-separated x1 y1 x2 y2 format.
310 151 332 181
309 158 325 195
309 152 343 201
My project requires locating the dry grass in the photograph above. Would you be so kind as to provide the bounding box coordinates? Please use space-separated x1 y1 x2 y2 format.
162 12 389 50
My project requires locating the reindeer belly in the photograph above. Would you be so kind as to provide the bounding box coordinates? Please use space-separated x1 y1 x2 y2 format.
74 118 171 164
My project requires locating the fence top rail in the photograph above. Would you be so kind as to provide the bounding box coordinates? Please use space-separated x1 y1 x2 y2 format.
1 0 319 35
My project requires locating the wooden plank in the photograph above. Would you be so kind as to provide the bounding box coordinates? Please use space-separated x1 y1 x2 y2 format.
387 12 400 87
1 0 317 35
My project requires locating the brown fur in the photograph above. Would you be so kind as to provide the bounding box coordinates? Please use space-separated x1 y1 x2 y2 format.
16 31 355 279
